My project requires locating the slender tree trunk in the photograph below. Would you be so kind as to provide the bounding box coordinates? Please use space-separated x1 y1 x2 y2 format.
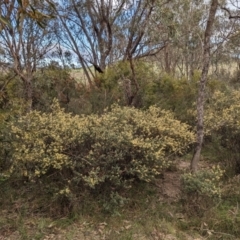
191 0 218 173
129 57 140 107
23 78 33 112
13 67 33 111
164 44 171 73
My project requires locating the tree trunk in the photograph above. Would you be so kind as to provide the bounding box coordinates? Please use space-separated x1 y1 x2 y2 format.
164 44 171 73
191 0 218 173
23 78 33 112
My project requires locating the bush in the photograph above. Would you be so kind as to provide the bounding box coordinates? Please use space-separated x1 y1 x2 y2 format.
204 90 240 133
181 166 224 216
33 64 80 112
222 175 240 201
142 73 199 125
9 101 194 200
0 73 26 172
181 165 224 198
82 60 159 113
229 68 240 87
202 89 240 174
143 72 228 126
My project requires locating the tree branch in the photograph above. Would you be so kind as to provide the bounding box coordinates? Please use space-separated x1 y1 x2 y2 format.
221 6 240 19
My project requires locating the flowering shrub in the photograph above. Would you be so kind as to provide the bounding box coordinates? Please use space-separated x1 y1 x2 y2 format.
9 101 194 193
204 90 240 134
181 165 224 198
188 89 240 135
198 89 240 173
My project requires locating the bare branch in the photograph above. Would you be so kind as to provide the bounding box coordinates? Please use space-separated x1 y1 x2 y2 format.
221 6 240 19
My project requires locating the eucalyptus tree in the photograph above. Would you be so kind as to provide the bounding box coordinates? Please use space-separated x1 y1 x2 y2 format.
159 0 240 172
151 0 210 78
174 1 208 79
0 0 56 110
191 0 219 172
55 0 170 87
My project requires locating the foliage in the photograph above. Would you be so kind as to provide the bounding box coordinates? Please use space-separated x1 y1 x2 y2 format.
0 177 205 240
142 72 199 124
33 65 79 112
77 60 159 114
99 61 157 91
222 175 240 201
204 89 240 133
200 89 240 173
0 74 26 172
187 80 237 135
8 101 194 201
143 71 229 126
197 175 240 239
181 165 224 198
0 73 24 117
229 68 240 87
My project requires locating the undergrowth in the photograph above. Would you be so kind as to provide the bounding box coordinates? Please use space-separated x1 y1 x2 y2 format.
1 159 240 240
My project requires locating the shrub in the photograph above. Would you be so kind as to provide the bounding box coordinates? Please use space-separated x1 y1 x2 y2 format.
181 166 224 216
33 65 80 112
204 90 240 134
83 60 159 112
142 73 199 125
181 165 224 198
222 174 240 201
143 72 228 126
9 101 194 197
229 68 240 87
0 73 26 172
202 89 240 173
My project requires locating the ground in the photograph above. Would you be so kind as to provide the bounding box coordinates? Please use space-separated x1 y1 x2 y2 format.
0 159 230 240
